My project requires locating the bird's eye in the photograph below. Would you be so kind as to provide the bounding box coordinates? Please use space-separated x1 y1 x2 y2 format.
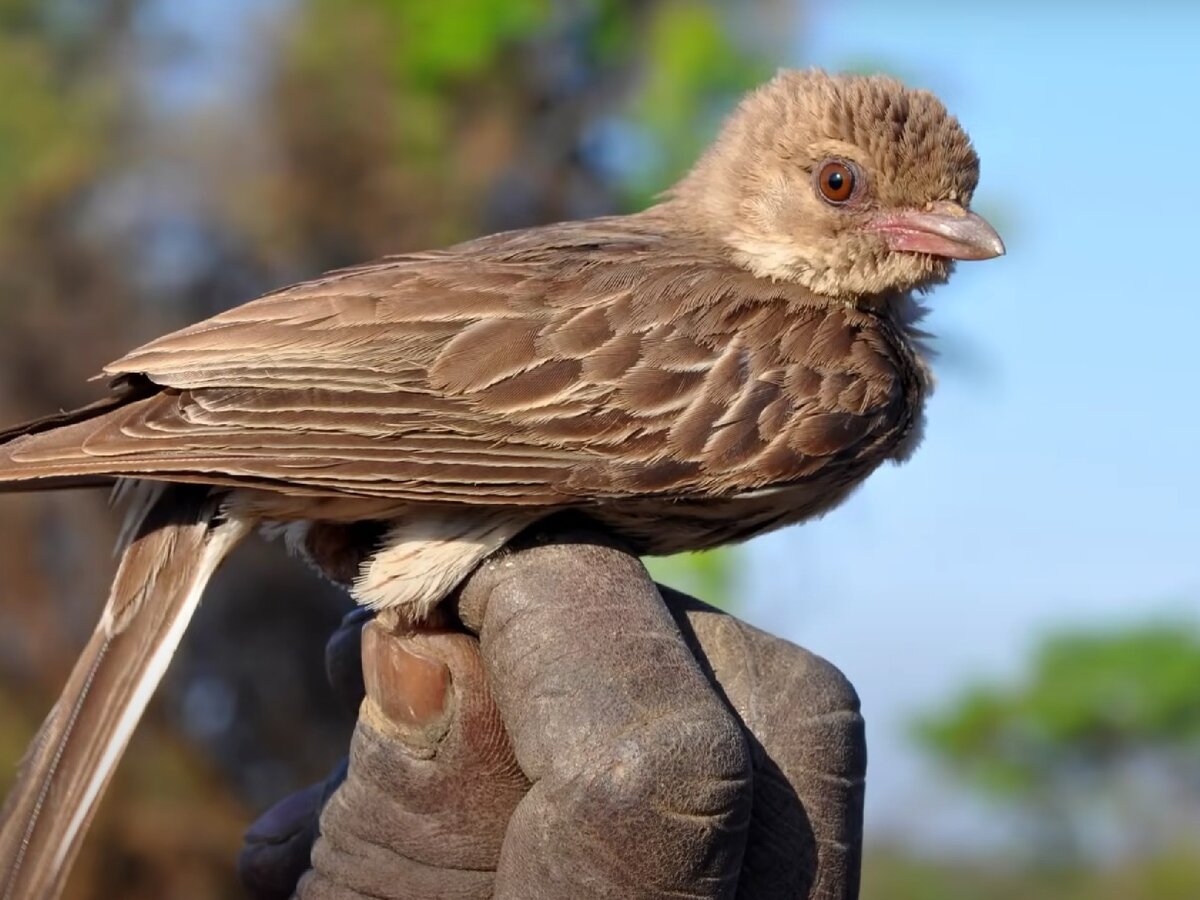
816 161 856 204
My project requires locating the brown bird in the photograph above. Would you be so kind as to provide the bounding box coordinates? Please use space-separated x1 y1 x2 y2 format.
0 69 1002 898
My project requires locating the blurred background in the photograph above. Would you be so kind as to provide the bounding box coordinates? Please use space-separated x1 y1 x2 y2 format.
0 0 1196 897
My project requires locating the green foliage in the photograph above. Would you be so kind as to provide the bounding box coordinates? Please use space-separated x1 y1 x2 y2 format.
286 0 770 213
620 1 771 204
376 0 550 84
644 547 739 610
0 0 110 235
916 622 1200 788
914 620 1200 857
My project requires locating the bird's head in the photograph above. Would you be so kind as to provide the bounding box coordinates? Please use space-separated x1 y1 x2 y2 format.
669 69 1004 299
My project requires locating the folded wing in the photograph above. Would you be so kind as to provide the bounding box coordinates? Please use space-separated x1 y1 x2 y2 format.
0 221 910 504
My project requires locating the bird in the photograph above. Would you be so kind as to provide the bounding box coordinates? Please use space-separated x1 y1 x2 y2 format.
0 68 1002 898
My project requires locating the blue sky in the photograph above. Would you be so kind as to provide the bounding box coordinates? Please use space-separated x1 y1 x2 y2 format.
736 1 1200 846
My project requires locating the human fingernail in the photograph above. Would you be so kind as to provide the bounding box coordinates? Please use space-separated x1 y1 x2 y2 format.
362 622 451 727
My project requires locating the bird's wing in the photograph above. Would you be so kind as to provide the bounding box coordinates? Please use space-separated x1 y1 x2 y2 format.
0 221 911 503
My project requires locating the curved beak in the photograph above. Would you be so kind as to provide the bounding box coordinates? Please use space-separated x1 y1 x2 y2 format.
867 201 1005 261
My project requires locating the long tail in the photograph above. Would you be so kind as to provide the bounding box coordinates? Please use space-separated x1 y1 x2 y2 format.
0 484 250 900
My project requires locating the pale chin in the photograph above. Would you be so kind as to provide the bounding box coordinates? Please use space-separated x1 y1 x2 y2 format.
890 253 953 296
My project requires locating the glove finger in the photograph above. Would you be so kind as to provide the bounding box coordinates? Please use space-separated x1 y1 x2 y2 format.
298 622 527 900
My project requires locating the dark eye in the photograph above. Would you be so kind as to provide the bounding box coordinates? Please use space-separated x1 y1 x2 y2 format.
817 160 856 204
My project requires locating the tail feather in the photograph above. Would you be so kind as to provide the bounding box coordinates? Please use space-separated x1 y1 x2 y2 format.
0 484 250 900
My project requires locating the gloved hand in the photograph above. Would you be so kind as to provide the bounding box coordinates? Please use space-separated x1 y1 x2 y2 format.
238 528 865 900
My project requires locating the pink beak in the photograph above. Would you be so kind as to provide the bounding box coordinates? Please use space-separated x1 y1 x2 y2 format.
867 201 1005 261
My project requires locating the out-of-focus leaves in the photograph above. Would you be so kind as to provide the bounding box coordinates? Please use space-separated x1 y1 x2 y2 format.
375 0 550 84
917 623 1200 774
645 547 738 611
913 621 1200 858
620 1 772 205
0 40 93 223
